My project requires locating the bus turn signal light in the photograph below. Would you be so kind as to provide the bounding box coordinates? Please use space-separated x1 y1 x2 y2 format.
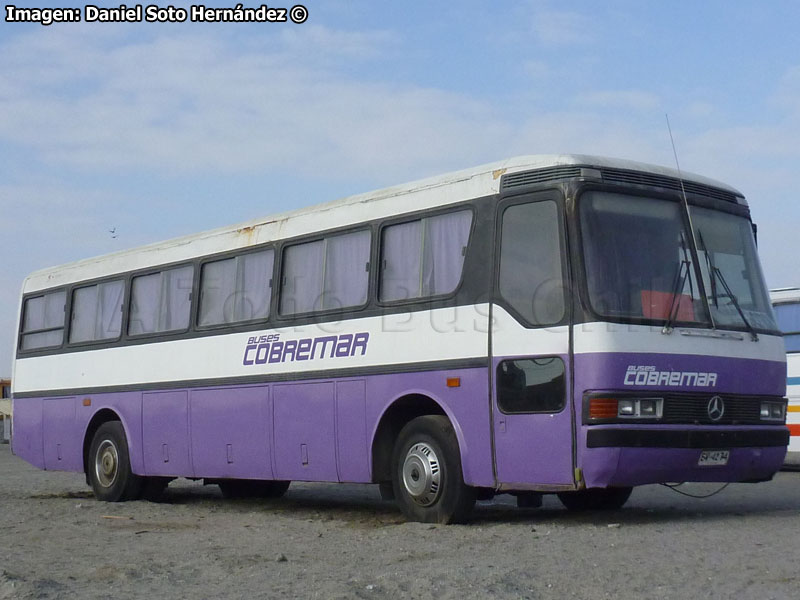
446 377 461 388
589 398 618 419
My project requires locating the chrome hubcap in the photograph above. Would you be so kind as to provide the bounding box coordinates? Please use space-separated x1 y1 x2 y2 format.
95 440 119 488
402 442 441 507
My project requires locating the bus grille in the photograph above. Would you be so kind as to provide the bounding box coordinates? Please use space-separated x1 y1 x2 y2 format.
501 165 743 204
600 168 741 203
501 166 583 189
662 394 765 425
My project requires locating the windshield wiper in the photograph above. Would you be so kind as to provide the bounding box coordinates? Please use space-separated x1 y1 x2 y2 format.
662 231 694 334
697 231 758 341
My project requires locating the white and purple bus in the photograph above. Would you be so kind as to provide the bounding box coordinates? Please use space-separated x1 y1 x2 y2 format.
11 155 788 523
770 287 800 464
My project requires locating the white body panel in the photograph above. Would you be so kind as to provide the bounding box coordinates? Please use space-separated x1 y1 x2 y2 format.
15 307 786 396
491 309 785 362
14 306 491 394
491 306 569 357
574 322 786 362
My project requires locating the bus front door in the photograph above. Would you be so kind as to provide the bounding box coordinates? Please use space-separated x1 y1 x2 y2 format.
490 194 575 488
490 325 575 488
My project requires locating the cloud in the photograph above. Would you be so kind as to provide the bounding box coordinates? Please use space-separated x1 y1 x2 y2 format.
0 26 505 182
522 59 550 79
530 9 594 46
276 24 399 61
771 64 800 117
575 90 662 112
685 101 715 119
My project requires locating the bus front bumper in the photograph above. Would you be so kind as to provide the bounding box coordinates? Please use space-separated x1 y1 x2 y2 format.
581 427 789 488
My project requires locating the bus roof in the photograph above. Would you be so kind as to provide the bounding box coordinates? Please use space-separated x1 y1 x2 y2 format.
22 154 743 293
770 287 800 304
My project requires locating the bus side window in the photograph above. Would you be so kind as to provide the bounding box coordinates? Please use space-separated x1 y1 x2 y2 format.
498 201 564 326
20 290 66 350
280 230 370 315
379 210 472 302
199 250 274 326
129 265 194 335
70 280 124 343
497 357 566 414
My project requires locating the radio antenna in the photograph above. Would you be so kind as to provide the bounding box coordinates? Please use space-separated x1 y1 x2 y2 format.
665 114 716 330
666 114 695 241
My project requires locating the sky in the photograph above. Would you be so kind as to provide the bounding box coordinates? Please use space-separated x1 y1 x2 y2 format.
2 0 799 375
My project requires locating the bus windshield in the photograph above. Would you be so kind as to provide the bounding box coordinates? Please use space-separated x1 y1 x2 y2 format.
691 206 777 331
581 191 706 324
579 191 777 332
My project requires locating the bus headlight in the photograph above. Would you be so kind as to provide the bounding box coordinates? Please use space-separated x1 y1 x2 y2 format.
618 400 635 416
587 397 663 421
760 401 786 422
617 398 662 419
639 399 660 417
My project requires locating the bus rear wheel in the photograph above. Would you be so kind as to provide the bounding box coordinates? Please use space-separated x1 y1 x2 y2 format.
88 421 143 502
557 487 633 511
391 415 476 524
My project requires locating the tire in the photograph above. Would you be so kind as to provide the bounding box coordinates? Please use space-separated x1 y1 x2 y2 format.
391 415 476 524
87 421 143 502
218 479 290 499
557 487 633 511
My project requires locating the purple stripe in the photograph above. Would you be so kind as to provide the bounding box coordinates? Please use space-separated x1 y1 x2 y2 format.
574 352 786 396
12 367 495 488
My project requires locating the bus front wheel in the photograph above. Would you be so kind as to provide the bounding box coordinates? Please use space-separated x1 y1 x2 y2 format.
391 415 476 524
557 487 633 511
88 421 143 502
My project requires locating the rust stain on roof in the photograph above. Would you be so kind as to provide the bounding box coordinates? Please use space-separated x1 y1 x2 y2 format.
236 225 257 245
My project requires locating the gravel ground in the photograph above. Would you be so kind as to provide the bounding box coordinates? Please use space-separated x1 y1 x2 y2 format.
2 443 800 600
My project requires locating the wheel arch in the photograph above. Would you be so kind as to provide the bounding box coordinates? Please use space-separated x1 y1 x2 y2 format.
82 408 128 476
370 392 466 483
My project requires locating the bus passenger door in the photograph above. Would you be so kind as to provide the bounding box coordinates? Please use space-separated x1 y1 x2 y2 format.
490 194 575 488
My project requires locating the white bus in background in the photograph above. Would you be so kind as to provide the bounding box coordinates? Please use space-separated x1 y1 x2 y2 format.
0 379 10 443
770 287 800 464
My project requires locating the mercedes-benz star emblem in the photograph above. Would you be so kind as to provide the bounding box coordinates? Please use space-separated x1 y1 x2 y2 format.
707 395 725 422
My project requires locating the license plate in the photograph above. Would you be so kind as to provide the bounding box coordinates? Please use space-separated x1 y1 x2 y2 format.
698 450 730 466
